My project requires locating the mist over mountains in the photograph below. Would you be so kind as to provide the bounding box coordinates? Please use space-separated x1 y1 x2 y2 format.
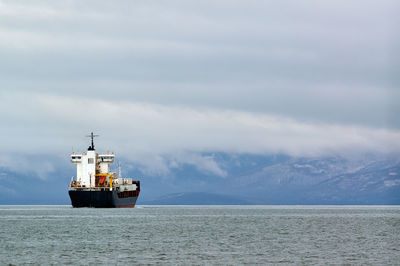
140 153 400 205
2 152 398 205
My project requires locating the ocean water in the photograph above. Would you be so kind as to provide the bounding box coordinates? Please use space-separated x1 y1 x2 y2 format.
0 206 399 265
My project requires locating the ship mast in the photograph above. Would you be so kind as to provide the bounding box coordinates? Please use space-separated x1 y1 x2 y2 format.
86 132 99 150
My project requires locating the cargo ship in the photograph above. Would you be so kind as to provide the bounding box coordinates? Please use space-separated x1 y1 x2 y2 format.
68 133 140 208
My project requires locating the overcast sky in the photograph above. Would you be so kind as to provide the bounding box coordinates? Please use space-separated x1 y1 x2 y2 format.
0 0 399 178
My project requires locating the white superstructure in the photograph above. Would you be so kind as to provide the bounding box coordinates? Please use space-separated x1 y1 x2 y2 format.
69 133 137 192
71 151 115 188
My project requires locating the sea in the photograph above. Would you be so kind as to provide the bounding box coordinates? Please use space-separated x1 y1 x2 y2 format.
0 205 399 265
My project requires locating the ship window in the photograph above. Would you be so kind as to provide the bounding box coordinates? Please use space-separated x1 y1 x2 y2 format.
88 158 94 164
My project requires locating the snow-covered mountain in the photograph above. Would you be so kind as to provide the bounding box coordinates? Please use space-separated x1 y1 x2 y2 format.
140 153 400 204
1 153 399 204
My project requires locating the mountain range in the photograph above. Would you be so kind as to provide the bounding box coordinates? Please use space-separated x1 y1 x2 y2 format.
140 153 400 205
1 153 399 205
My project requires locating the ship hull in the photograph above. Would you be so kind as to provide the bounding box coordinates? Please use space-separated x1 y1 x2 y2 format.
69 190 139 208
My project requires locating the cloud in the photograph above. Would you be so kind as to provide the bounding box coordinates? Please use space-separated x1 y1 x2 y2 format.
169 153 227 177
0 0 398 129
0 154 56 180
1 92 399 158
0 0 399 177
129 152 227 178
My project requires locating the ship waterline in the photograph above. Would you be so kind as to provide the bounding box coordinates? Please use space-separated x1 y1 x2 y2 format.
68 190 139 208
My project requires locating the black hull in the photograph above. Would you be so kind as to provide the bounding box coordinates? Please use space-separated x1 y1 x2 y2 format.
69 190 139 208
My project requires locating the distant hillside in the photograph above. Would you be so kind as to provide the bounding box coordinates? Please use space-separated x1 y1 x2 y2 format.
224 155 400 204
139 153 400 205
1 153 399 205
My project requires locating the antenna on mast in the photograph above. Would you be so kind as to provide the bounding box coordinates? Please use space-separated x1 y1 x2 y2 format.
86 132 99 150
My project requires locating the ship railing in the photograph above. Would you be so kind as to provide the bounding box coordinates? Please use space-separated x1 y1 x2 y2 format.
70 180 82 187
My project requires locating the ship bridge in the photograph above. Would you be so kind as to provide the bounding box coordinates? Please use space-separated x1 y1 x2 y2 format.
70 133 115 188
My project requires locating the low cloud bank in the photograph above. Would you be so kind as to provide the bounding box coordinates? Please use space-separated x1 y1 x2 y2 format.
1 92 399 178
2 93 399 154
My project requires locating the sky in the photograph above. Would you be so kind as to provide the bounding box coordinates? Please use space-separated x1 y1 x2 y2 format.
0 0 399 180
